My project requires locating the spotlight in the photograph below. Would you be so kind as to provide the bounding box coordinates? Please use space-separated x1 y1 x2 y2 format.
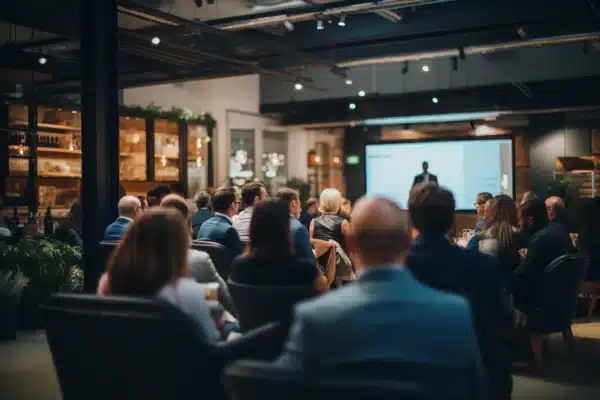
294 83 303 91
432 97 439 104
349 103 356 110
38 56 47 65
345 79 352 85
358 90 366 97
283 20 294 31
151 36 160 45
316 20 324 30
401 61 408 74
422 65 429 72
338 14 346 27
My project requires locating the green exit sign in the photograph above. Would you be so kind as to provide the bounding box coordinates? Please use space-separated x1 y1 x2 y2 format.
346 155 360 165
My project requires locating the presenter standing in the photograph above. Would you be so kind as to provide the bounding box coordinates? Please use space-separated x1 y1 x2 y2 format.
412 161 438 187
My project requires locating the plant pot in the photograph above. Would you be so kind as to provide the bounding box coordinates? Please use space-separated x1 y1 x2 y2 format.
0 298 19 341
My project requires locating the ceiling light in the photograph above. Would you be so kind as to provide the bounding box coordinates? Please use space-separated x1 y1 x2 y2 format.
422 65 429 72
294 83 303 91
349 103 356 110
316 20 324 30
38 57 47 65
432 97 439 104
338 14 346 27
345 79 352 85
151 36 160 45
358 90 366 97
283 21 294 31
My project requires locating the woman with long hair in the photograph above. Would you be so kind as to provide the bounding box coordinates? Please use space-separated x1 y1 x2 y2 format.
473 195 528 285
54 200 83 247
97 207 219 343
230 199 327 291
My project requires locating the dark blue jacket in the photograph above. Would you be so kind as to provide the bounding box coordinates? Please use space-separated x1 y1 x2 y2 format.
291 216 316 262
407 234 512 400
103 217 131 241
191 208 213 237
197 214 244 259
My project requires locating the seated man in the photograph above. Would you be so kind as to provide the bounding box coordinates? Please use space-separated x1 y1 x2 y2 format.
233 182 268 243
278 196 486 398
161 193 236 316
191 191 213 237
277 188 316 262
103 196 142 241
197 187 244 259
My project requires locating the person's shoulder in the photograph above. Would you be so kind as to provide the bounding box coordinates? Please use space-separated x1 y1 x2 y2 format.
188 248 211 262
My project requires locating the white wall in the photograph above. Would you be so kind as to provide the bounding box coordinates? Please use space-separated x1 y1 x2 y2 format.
124 74 291 185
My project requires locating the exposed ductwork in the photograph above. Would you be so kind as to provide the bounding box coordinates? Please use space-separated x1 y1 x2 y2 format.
337 32 600 68
217 0 451 30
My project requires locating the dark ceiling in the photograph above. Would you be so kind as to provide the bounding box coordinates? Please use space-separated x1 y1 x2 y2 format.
1 0 599 102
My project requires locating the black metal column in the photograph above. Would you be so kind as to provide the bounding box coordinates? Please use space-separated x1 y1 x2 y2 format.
206 123 215 188
26 97 38 219
178 121 188 197
81 0 120 292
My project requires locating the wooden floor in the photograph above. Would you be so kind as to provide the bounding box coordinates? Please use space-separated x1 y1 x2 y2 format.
1 322 600 399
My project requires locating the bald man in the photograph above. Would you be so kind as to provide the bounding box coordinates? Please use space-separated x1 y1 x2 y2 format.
103 195 142 241
545 196 566 222
277 196 487 398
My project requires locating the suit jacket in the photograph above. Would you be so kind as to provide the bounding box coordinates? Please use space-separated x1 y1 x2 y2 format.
514 222 575 312
103 217 132 241
188 248 237 316
197 214 245 260
412 173 438 187
191 208 213 237
278 266 486 398
290 216 316 262
406 234 512 400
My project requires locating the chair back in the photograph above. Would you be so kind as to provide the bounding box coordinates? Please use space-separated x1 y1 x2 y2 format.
42 293 222 400
531 253 589 332
99 240 119 268
311 239 336 286
227 281 315 332
192 240 231 279
224 360 473 400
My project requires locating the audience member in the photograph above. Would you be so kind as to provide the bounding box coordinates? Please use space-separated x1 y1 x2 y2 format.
147 186 171 207
277 188 316 262
169 183 186 197
545 196 566 223
406 183 512 400
468 195 529 286
137 196 149 212
230 199 327 292
97 207 219 343
160 194 236 316
474 192 493 232
191 190 213 236
54 200 83 247
513 198 575 314
103 196 142 241
520 191 538 206
277 196 486 397
233 182 268 243
339 198 352 221
197 188 244 259
299 197 319 229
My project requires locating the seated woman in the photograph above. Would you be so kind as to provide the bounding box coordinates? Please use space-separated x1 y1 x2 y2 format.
97 207 220 344
310 188 353 282
467 195 528 288
230 199 327 292
54 200 83 247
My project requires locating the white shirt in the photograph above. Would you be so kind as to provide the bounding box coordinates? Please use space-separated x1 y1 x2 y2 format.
423 173 430 183
118 216 134 222
214 212 232 224
232 207 253 242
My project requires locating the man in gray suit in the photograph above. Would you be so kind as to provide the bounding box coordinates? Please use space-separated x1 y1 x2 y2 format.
161 194 236 316
277 196 486 397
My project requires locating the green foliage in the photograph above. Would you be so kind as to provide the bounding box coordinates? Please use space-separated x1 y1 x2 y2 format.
285 178 311 205
119 104 215 127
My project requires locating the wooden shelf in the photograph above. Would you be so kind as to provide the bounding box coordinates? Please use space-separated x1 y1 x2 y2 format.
38 173 81 179
11 145 139 158
11 121 81 132
154 154 179 160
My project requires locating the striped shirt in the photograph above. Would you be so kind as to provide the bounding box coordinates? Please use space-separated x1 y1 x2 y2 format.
232 207 253 243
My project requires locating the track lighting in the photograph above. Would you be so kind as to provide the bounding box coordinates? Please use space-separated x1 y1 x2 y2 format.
38 56 47 65
432 97 439 104
294 83 303 91
345 79 352 85
349 103 356 110
338 14 346 27
151 36 160 45
283 21 294 31
422 65 429 72
358 90 366 97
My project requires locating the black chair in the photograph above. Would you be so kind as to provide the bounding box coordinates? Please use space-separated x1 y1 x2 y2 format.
192 240 231 279
41 293 284 400
528 253 589 365
228 281 315 332
224 360 478 400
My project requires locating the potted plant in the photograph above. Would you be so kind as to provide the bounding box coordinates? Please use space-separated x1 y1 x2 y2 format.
0 271 28 341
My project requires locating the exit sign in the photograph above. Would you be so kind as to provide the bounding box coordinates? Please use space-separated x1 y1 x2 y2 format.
346 155 360 165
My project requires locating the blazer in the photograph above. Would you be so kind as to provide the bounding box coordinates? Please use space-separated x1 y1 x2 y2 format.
188 248 237 316
191 208 213 237
412 173 438 187
277 266 486 398
406 234 512 400
290 216 316 262
197 214 245 260
103 217 132 241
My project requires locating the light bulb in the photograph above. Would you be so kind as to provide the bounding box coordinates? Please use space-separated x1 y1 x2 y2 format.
294 83 303 91
358 90 366 97
349 103 356 110
151 37 160 45
422 65 429 72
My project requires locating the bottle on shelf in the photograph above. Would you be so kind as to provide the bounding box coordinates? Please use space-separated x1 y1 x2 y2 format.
44 207 54 237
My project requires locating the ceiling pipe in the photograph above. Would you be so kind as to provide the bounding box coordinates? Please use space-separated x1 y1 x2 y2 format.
218 0 448 30
338 32 600 68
